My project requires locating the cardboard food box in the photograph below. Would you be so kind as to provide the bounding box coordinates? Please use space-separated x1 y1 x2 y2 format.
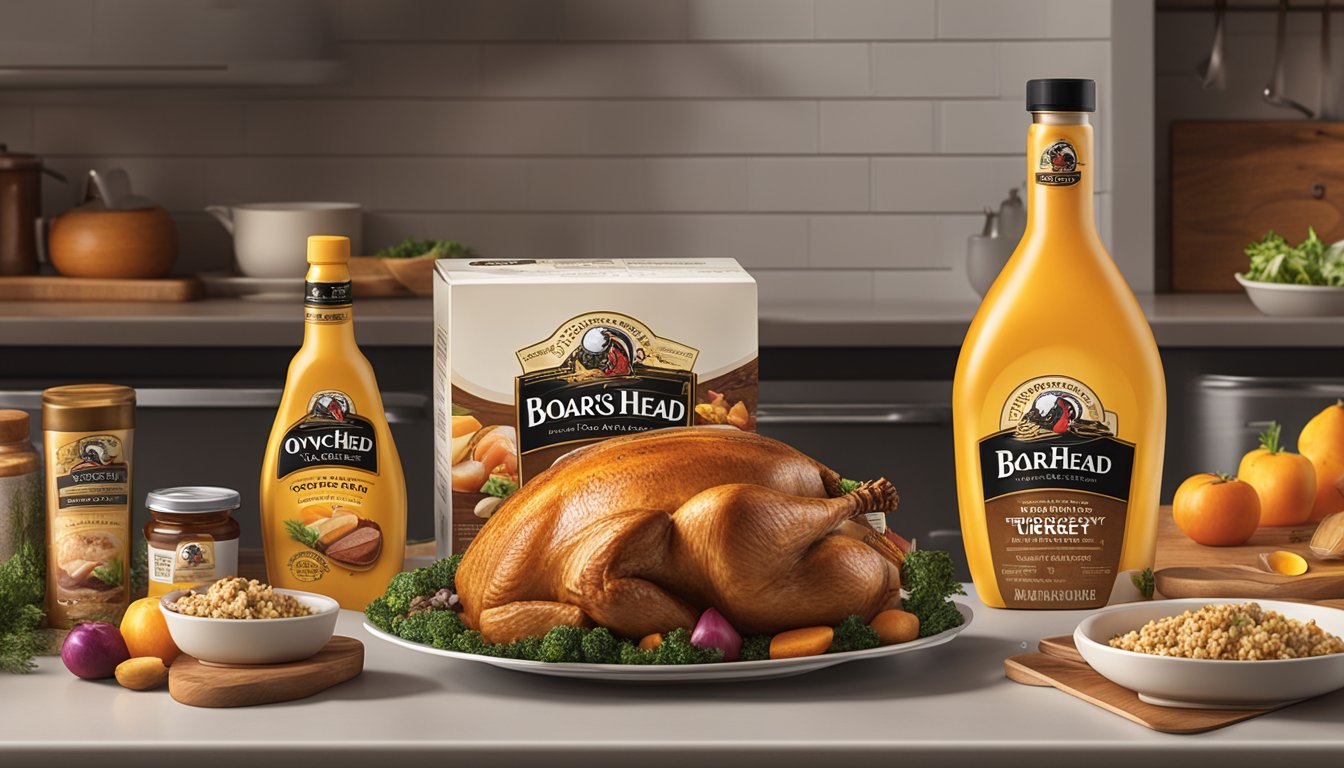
433 258 758 556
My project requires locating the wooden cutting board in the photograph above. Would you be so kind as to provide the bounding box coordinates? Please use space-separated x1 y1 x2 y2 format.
1170 121 1344 292
168 636 363 708
1005 636 1278 734
1154 512 1344 599
0 275 202 301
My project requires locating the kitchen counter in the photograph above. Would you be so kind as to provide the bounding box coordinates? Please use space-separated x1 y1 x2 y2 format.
5 587 1343 767
1 293 1341 348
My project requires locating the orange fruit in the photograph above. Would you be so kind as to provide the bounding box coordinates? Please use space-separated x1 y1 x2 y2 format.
1172 472 1261 546
120 596 181 665
1238 422 1316 528
1299 401 1344 522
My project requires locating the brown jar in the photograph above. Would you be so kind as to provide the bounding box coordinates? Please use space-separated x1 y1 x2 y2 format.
144 487 240 598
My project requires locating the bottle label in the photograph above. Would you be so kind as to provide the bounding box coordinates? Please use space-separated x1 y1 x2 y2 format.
977 376 1134 608
305 281 352 307
273 390 385 580
47 430 132 626
148 537 239 596
276 390 379 478
513 312 697 480
1035 139 1082 187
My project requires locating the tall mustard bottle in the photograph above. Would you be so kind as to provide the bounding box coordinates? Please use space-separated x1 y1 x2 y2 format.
261 236 405 610
954 80 1165 610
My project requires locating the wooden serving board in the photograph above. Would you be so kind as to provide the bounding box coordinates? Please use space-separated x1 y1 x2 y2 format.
1170 121 1344 292
168 636 363 708
0 275 202 302
1005 636 1276 734
1154 511 1344 599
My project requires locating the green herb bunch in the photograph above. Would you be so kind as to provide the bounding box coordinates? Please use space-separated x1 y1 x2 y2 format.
1245 228 1344 286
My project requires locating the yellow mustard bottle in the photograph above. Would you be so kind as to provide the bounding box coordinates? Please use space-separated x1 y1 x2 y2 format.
261 236 405 609
953 79 1165 610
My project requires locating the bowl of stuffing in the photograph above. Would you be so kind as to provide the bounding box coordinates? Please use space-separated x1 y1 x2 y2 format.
160 577 340 665
1074 598 1344 709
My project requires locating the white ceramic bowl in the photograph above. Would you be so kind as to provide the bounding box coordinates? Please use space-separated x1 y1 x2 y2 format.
1235 273 1344 317
160 587 340 665
1075 598 1344 709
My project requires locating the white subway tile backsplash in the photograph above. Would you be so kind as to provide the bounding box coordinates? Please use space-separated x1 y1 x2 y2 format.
33 104 245 155
600 214 809 266
0 107 33 150
370 158 531 211
644 159 750 211
809 215 942 268
525 158 649 211
1044 0 1111 39
244 101 440 155
366 212 605 259
820 101 934 154
435 102 589 155
815 0 936 40
751 43 871 97
477 44 758 98
588 101 817 155
938 100 1026 153
751 269 877 302
687 0 814 40
563 0 688 40
749 158 870 212
871 156 1023 212
202 158 372 208
14 0 1116 306
873 42 998 96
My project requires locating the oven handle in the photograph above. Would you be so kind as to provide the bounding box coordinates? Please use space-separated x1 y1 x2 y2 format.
755 403 951 426
0 388 430 424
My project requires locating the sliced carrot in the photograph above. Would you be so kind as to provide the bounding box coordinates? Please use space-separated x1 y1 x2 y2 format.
638 633 663 651
769 626 834 660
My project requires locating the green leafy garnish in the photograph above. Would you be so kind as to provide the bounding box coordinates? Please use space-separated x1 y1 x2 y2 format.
1244 228 1344 286
93 556 123 588
1131 567 1155 600
902 549 966 637
480 475 519 499
376 238 478 260
838 478 863 494
284 518 320 549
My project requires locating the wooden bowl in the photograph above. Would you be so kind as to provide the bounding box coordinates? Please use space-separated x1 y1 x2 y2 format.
49 206 179 279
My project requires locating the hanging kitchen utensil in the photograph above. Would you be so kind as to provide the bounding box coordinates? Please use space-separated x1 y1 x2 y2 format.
1197 0 1227 90
1321 0 1335 119
1265 0 1315 118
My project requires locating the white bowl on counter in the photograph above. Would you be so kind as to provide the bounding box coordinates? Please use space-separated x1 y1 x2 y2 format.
160 588 340 665
1235 273 1344 317
1074 598 1344 709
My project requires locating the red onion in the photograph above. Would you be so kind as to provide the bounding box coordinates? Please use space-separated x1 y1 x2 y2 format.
61 622 130 679
690 608 742 662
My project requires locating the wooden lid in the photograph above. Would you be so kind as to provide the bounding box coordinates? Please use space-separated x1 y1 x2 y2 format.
0 410 30 443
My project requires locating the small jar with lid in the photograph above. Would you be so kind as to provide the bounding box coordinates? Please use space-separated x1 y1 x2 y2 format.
0 410 41 563
144 487 241 598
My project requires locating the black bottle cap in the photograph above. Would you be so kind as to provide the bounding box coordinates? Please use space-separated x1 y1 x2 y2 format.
1026 79 1096 113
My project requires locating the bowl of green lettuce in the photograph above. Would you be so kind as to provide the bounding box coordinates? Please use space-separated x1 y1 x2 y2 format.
1237 228 1344 316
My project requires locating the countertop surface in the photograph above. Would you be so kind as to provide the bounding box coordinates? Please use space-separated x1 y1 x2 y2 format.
1 293 1341 348
5 587 1343 767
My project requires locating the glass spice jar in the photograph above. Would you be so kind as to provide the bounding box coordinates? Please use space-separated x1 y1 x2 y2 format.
144 487 240 598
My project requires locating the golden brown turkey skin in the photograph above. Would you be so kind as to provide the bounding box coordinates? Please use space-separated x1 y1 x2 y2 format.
455 426 902 643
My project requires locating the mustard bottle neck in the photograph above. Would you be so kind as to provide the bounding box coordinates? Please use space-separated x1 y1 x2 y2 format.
302 263 355 342
1024 113 1096 238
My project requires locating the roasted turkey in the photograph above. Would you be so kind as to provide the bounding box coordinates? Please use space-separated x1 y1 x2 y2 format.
456 427 904 643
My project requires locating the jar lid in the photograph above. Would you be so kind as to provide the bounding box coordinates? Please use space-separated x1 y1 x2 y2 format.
0 410 29 443
146 486 241 514
0 144 43 172
42 384 135 432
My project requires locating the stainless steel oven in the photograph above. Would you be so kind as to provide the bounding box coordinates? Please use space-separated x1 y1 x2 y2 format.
756 380 967 578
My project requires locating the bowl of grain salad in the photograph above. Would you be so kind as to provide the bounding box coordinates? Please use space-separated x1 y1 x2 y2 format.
1074 598 1344 709
159 577 340 665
